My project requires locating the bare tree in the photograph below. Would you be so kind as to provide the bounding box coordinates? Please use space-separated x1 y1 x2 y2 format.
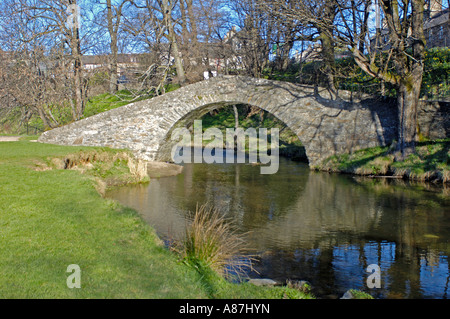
7 0 87 120
161 0 187 85
178 0 199 79
261 0 340 97
228 0 273 77
176 0 229 82
129 0 187 85
335 0 427 158
0 47 79 129
105 0 133 93
117 0 175 94
0 0 87 128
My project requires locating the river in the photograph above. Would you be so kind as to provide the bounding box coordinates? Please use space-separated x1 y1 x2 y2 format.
106 153 450 299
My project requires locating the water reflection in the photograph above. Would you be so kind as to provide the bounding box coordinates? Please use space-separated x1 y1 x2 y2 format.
107 157 450 299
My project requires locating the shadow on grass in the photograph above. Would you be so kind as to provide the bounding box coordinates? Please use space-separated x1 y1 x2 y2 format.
322 139 449 183
416 140 450 171
326 146 390 173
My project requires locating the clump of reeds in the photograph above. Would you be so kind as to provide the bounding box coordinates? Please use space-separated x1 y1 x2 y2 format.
173 203 256 280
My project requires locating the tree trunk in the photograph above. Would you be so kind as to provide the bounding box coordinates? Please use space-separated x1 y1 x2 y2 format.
396 78 421 159
233 105 239 129
171 35 186 85
109 48 118 94
185 0 201 67
319 31 338 99
69 0 84 120
162 0 186 85
36 104 57 129
395 0 426 159
73 52 84 120
179 0 192 72
281 39 294 71
107 0 119 94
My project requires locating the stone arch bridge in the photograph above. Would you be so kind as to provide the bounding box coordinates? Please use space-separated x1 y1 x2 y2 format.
38 75 397 167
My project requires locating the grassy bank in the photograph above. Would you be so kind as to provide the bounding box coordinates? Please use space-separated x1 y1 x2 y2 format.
317 139 450 184
0 140 311 299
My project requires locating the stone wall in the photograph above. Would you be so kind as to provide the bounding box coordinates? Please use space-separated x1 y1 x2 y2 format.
38 75 399 167
418 100 449 140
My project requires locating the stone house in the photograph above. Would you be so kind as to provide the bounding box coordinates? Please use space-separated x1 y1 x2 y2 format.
424 8 449 48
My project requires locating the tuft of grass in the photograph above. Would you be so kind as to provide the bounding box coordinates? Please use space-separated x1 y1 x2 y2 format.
172 203 255 280
169 203 316 299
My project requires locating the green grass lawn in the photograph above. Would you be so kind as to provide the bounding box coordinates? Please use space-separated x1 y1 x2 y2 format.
0 140 211 298
0 140 312 299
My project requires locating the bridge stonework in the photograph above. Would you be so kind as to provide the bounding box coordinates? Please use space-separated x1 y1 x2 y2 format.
38 76 397 168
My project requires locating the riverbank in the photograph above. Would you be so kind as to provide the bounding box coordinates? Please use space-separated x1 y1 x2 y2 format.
316 139 450 184
0 139 313 299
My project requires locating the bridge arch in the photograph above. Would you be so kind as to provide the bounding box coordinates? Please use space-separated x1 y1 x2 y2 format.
38 75 396 168
155 101 308 164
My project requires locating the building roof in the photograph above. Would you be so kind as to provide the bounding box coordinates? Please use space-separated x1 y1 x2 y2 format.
424 8 449 29
81 54 145 65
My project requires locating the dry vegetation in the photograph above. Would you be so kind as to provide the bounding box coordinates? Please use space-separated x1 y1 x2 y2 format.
171 203 256 280
32 149 150 195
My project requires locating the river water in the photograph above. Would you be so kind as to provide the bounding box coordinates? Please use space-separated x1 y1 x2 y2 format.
106 154 450 299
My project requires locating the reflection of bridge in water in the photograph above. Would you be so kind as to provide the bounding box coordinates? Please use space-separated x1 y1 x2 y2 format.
107 158 450 299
